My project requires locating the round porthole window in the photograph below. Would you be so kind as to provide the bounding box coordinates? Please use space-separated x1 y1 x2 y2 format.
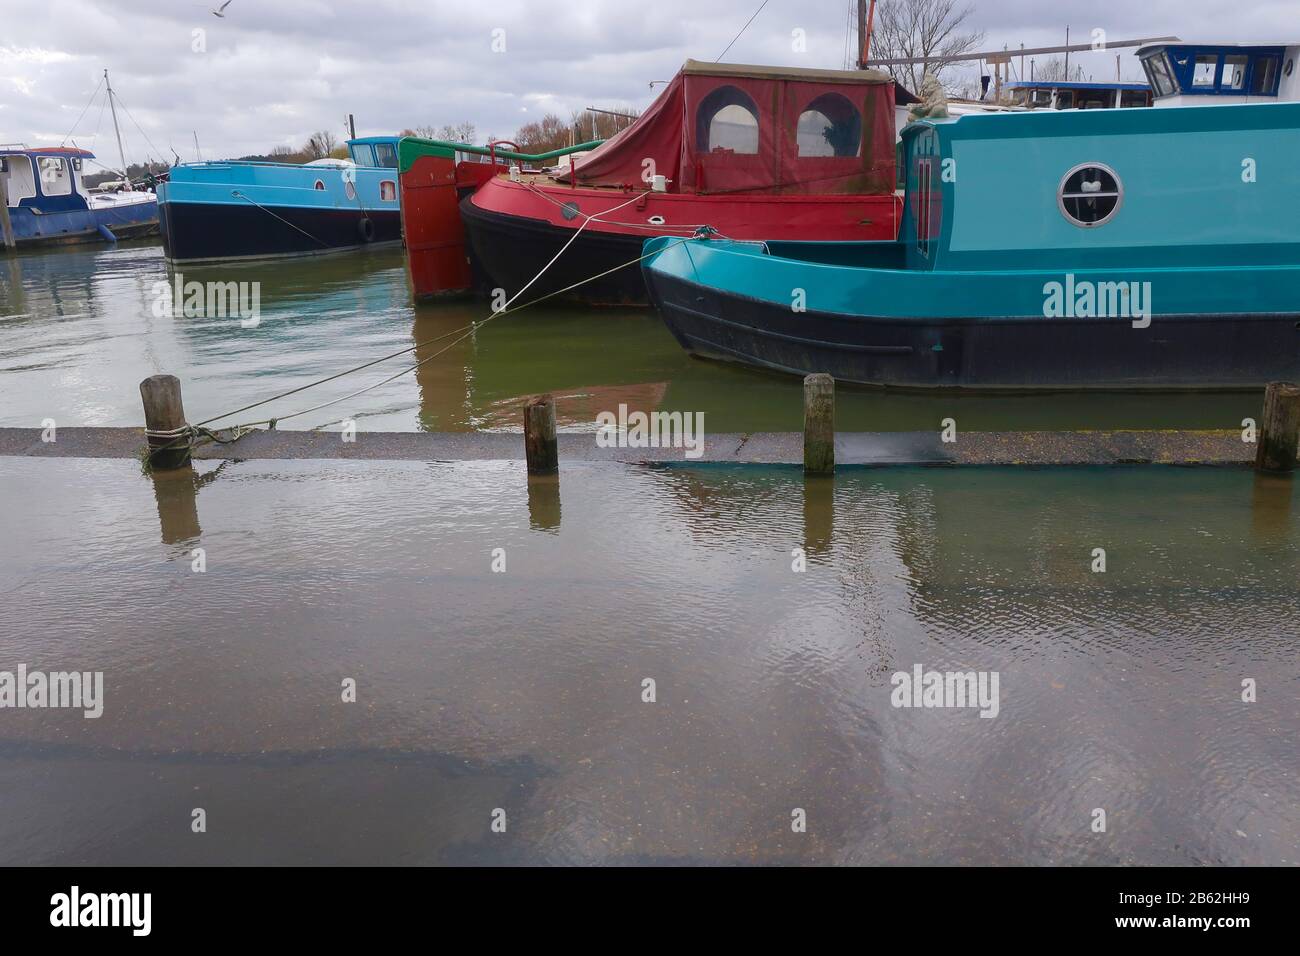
1059 163 1122 227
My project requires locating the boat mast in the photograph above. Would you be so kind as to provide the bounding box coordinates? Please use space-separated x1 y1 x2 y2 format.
857 0 878 69
103 69 130 183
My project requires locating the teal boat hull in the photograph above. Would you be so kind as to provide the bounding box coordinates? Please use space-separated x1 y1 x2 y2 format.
642 237 1300 390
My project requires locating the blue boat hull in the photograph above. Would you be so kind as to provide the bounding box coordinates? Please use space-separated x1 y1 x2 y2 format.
158 200 400 262
642 240 1300 390
9 200 158 246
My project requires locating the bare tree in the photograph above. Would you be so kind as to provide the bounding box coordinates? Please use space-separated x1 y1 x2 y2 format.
303 130 337 159
872 0 984 95
1034 56 1069 82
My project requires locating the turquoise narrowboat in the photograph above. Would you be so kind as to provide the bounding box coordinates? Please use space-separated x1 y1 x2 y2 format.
156 136 403 263
642 100 1300 390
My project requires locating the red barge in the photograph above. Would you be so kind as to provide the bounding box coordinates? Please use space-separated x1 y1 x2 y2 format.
397 60 902 305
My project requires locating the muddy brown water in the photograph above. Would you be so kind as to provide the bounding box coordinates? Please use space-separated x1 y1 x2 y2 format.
0 457 1294 864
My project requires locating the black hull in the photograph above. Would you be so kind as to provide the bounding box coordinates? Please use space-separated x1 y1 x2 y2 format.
643 268 1300 391
460 198 649 305
160 202 401 263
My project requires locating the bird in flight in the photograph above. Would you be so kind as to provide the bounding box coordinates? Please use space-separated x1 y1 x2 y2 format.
212 0 233 16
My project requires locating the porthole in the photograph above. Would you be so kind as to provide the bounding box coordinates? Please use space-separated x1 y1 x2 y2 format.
1286 58 1295 77
313 179 325 191
1058 163 1122 228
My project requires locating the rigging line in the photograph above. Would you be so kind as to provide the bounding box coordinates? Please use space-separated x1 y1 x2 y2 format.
88 89 110 149
192 322 478 428
108 92 167 166
147 236 697 461
715 0 772 62
59 76 106 146
230 191 332 248
196 187 652 430
222 236 693 430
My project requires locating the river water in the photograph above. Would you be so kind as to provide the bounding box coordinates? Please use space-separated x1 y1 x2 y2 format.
0 240 1295 865
0 458 1295 864
0 240 1267 433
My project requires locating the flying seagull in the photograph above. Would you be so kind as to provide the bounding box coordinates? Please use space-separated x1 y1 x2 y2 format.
212 1 233 16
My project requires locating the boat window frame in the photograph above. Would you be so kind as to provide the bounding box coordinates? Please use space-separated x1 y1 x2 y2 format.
1 154 37 204
37 155 72 197
373 142 399 169
1222 54 1249 91
1058 162 1123 229
795 92 862 158
1250 55 1280 95
1191 54 1220 88
1142 52 1178 97
915 157 933 258
695 85 761 156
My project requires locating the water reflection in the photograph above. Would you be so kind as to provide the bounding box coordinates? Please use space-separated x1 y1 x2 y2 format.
0 239 1272 434
527 473 562 532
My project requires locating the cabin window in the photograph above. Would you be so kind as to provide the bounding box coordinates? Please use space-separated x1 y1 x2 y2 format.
1143 53 1177 97
696 87 760 155
37 156 71 196
373 142 398 168
1056 90 1074 109
379 180 397 201
1059 164 1121 228
349 144 376 166
1251 56 1279 95
1 155 36 204
1031 89 1053 108
1222 55 1249 90
313 179 326 191
915 159 934 257
1120 89 1150 108
1192 55 1219 88
796 94 861 157
1076 90 1112 110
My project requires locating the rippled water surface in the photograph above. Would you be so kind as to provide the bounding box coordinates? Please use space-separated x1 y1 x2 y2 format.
0 240 1268 432
0 457 1295 865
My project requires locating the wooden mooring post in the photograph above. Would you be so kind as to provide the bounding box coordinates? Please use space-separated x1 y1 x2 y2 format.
1256 382 1300 473
1255 382 1300 473
524 394 558 474
803 373 835 475
0 172 16 252
140 374 192 469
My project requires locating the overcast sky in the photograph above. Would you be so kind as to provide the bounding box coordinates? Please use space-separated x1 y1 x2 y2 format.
1 0 1293 163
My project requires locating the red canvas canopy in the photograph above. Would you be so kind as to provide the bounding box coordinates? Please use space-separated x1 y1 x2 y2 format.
565 60 896 196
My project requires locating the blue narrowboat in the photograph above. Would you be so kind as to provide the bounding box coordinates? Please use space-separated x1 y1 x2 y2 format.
642 98 1300 390
156 136 403 263
1 144 159 247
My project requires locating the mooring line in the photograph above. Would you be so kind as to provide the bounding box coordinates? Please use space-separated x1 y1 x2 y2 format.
231 190 332 248
144 233 698 461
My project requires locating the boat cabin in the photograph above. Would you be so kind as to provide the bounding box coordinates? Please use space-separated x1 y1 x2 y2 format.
1 145 95 211
1138 42 1300 106
898 100 1300 274
564 59 898 195
1005 80 1152 110
345 136 402 168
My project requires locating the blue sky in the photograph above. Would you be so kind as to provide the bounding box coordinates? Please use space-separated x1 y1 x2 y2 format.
0 0 1293 162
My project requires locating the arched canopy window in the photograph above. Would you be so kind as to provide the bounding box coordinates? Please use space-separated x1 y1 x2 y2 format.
796 93 861 157
696 86 759 155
